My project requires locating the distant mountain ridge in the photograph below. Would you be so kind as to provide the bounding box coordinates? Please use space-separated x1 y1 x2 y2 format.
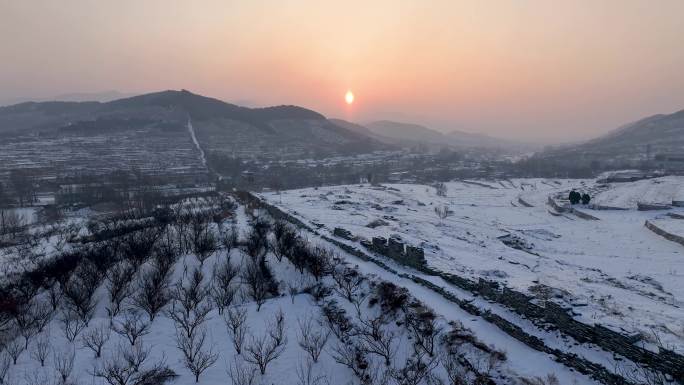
536 108 684 163
359 120 531 151
0 90 386 159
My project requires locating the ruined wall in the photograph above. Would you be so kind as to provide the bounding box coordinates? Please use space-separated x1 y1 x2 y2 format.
360 235 426 269
645 220 684 247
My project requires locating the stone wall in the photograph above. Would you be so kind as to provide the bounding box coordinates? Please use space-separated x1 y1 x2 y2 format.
360 235 427 269
645 220 684 247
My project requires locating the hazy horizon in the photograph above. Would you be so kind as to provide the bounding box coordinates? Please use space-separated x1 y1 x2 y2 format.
2 0 684 143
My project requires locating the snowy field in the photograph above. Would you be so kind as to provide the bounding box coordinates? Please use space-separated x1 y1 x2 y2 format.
1 199 603 385
592 176 684 209
261 177 684 353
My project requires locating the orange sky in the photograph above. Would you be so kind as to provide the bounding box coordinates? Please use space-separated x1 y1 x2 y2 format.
1 0 684 142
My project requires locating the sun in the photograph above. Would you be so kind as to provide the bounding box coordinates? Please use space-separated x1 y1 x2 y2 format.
345 90 354 105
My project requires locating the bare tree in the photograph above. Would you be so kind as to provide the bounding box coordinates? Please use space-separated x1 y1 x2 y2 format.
270 221 297 263
297 314 330 363
13 303 39 349
120 227 161 268
244 332 285 375
307 246 331 282
329 341 370 383
406 309 442 357
47 282 63 312
390 352 439 385
5 338 24 365
220 224 238 254
226 357 257 385
296 358 329 385
357 316 399 366
106 261 134 318
224 306 249 355
167 267 213 338
0 352 9 385
245 222 269 261
59 307 87 342
81 323 111 358
52 346 75 384
331 266 365 305
121 342 150 372
241 259 269 311
175 327 218 382
268 308 287 347
211 258 239 314
63 261 100 326
189 213 217 266
111 311 150 346
30 330 50 366
92 350 137 385
93 343 174 385
131 262 171 321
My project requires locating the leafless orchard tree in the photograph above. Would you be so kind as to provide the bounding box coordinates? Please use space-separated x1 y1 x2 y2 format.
111 311 150 346
297 314 330 363
226 357 258 385
121 342 151 372
224 306 249 355
63 260 101 326
390 352 440 385
268 308 287 347
131 261 172 322
241 259 269 311
244 331 286 375
14 297 52 349
93 343 174 385
406 309 443 357
296 358 330 385
81 323 111 358
307 246 332 282
189 213 217 266
211 258 239 314
0 352 9 384
245 217 270 261
287 281 300 304
30 330 50 366
329 340 370 383
168 267 213 338
220 224 238 254
59 307 87 342
47 281 63 312
105 261 135 318
5 338 24 364
331 265 369 315
331 266 364 303
120 227 161 268
270 221 297 263
175 327 218 382
52 346 76 384
357 315 400 366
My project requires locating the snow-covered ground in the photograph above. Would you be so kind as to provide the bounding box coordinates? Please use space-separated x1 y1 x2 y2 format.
262 177 684 353
592 176 684 208
0 202 601 385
